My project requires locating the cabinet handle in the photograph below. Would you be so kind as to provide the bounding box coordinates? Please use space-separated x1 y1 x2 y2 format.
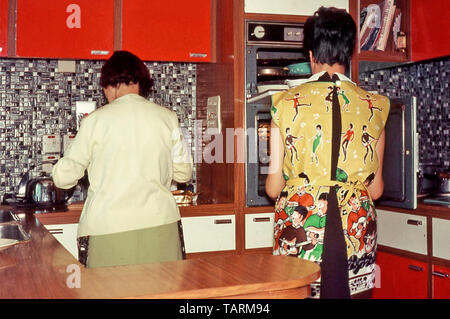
432 271 449 279
91 50 110 55
48 228 64 235
407 219 422 226
189 52 207 58
408 265 424 272
253 217 271 223
214 219 232 224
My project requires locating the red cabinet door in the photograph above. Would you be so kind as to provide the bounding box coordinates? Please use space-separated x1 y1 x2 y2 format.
122 0 212 62
432 265 450 299
373 251 428 299
410 0 450 61
0 0 7 57
16 0 114 59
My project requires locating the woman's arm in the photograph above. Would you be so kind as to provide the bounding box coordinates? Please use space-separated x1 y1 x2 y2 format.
265 120 286 200
367 129 385 200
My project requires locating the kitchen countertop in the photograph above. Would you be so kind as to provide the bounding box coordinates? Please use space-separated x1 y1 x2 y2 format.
0 206 320 299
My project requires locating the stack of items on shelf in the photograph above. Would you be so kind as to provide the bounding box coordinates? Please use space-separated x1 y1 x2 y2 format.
359 0 402 51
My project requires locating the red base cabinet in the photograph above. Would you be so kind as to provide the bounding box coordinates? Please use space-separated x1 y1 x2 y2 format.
373 251 428 299
432 265 450 299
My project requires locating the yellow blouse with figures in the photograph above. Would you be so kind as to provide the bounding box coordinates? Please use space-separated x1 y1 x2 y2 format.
271 79 390 189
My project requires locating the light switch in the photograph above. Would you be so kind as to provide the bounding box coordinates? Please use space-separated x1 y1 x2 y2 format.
42 134 61 154
206 95 221 132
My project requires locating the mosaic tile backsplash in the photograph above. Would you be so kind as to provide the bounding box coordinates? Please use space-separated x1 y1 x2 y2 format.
359 56 450 170
0 58 197 199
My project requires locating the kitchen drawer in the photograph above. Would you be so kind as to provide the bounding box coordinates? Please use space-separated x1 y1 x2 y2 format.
245 213 274 249
44 223 78 260
432 218 450 260
377 209 427 255
181 215 235 253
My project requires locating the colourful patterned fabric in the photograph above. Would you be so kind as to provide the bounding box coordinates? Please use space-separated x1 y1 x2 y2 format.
271 72 390 297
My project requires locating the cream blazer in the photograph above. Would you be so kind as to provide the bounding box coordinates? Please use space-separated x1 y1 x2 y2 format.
52 93 193 237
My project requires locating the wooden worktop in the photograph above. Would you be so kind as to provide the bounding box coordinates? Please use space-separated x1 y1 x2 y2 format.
0 208 320 299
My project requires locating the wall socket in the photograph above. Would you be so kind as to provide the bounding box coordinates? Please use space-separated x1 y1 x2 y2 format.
206 95 221 132
42 134 61 154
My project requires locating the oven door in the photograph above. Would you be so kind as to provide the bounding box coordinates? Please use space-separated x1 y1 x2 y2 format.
246 99 275 207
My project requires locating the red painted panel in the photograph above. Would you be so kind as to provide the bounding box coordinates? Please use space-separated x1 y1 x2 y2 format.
373 251 428 299
433 265 450 299
410 0 450 61
0 0 7 56
16 0 114 59
122 0 212 62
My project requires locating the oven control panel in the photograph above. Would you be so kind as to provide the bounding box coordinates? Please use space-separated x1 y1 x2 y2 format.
247 22 304 44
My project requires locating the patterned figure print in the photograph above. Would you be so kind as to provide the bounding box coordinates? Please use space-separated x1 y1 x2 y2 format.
311 124 322 166
341 123 354 162
285 93 312 122
325 86 333 112
336 87 350 112
301 192 328 262
277 205 314 257
361 125 377 164
359 94 382 122
285 127 302 166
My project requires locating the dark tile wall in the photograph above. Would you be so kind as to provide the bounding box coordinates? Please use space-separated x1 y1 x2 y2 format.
359 56 450 170
0 58 197 198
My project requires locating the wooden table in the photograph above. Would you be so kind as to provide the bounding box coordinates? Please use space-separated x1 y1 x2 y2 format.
0 210 320 299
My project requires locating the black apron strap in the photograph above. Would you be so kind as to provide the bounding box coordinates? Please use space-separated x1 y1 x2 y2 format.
316 72 350 299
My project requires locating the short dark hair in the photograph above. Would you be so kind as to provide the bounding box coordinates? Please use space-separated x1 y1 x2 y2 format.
100 50 153 98
304 6 356 70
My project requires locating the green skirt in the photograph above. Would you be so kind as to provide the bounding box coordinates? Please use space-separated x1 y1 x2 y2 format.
77 221 185 268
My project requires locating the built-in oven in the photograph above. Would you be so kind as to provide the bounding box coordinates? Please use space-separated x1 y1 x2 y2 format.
245 21 308 206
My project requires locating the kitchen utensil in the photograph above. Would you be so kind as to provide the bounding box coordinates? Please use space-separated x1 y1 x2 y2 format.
257 67 289 77
436 171 450 195
2 164 74 207
284 62 311 75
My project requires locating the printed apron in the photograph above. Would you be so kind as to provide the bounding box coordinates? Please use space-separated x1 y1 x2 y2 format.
271 71 390 298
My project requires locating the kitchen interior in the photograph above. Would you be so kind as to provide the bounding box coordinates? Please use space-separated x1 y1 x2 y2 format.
0 0 449 299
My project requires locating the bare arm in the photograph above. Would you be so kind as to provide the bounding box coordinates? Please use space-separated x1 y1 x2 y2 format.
367 129 385 200
265 120 286 200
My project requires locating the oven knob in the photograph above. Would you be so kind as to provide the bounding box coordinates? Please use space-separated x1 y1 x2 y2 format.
252 25 265 39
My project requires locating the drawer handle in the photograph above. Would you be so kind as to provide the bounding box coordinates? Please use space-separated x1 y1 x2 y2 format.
407 219 422 226
432 271 449 278
48 229 64 235
253 217 271 223
91 50 110 55
408 265 424 272
189 52 207 58
214 219 232 225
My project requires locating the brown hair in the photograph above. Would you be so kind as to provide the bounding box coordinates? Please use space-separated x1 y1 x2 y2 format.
100 50 153 98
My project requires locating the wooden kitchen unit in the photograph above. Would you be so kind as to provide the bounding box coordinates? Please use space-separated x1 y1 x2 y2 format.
0 206 320 299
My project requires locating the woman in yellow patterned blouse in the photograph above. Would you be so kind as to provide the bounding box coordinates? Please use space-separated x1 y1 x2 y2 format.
266 7 390 299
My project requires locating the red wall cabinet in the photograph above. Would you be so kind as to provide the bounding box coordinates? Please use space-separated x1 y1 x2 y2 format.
373 251 428 299
122 0 213 62
0 0 7 57
410 0 450 62
16 0 114 59
432 264 450 299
